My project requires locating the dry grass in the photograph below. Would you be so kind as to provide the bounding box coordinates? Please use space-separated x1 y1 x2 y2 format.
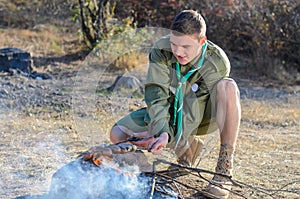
242 98 300 126
112 51 149 72
0 27 80 57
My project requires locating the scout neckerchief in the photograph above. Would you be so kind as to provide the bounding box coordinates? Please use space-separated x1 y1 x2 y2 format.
173 41 207 148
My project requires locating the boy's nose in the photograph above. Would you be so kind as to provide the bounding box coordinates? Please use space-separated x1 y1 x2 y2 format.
173 47 184 57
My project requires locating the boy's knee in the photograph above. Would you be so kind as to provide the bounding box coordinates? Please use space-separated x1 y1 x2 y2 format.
217 79 240 99
110 125 128 143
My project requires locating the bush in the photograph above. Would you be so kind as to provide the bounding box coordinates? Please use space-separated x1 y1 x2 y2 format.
75 0 299 82
194 0 299 82
113 0 299 83
195 0 300 82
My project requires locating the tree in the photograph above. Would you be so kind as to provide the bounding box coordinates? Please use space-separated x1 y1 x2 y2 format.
77 0 115 49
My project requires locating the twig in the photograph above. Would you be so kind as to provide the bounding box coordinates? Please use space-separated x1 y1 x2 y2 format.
234 179 300 197
172 181 184 199
157 173 202 193
146 158 300 198
269 180 300 195
155 158 235 183
149 160 158 199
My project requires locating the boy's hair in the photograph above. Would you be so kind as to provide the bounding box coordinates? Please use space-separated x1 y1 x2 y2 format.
171 10 206 39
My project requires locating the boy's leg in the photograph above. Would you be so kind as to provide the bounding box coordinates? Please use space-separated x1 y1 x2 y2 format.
176 89 220 167
110 125 134 143
176 135 204 167
110 108 149 143
216 79 240 147
204 78 241 199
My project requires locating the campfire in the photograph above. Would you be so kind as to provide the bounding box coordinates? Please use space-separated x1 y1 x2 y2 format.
47 142 180 199
45 140 297 199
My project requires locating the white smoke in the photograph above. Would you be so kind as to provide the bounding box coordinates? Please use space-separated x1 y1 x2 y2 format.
0 177 3 197
46 159 177 199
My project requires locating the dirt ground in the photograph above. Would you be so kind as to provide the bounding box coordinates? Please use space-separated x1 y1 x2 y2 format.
0 26 299 199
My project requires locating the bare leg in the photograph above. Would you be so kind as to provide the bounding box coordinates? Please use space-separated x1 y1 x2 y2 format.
216 79 241 147
110 125 132 144
203 79 241 199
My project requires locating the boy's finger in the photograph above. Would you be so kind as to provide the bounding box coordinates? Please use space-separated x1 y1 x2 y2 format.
148 139 161 152
132 137 153 147
132 131 150 138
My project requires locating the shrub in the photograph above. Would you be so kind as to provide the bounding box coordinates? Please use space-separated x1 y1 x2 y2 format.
186 0 300 82
113 0 299 82
75 0 299 82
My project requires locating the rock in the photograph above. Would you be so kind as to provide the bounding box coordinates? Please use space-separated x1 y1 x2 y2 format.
0 89 9 96
29 71 52 80
0 48 52 80
106 74 144 95
0 48 32 73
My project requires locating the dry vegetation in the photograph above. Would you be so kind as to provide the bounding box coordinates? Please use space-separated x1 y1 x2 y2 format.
1 27 68 56
0 1 299 199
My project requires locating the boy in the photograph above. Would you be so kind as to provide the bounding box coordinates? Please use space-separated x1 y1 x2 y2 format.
110 10 241 199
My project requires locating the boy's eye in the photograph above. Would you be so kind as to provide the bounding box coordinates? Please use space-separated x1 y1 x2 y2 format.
183 45 191 49
170 42 191 49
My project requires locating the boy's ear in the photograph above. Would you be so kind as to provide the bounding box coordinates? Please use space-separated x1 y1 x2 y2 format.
199 36 207 45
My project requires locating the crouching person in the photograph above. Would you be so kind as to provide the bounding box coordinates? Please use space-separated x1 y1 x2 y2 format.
110 10 241 199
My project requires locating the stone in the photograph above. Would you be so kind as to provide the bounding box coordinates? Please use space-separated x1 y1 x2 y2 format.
0 48 32 73
106 74 144 95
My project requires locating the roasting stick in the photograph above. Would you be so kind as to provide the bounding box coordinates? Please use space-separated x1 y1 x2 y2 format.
114 136 154 151
114 136 145 145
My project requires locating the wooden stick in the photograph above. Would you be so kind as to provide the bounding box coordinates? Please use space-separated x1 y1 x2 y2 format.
144 158 300 198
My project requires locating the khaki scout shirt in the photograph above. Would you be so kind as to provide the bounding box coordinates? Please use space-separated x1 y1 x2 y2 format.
144 35 230 144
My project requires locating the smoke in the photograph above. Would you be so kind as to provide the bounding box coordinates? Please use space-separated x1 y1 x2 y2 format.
47 159 177 199
0 177 3 197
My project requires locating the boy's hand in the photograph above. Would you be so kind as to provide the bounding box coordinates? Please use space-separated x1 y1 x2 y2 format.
148 132 169 155
131 131 169 155
131 131 154 149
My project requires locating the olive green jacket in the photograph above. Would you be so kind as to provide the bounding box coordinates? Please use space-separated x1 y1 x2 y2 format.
144 35 230 144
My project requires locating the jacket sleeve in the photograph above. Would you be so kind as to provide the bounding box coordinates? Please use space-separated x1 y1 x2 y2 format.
144 45 174 142
204 42 231 91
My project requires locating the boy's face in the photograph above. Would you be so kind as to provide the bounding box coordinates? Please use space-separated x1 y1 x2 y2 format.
170 33 205 65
